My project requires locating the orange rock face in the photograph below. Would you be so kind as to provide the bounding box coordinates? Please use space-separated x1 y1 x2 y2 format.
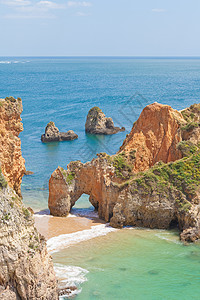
119 102 186 172
0 98 25 196
48 102 200 242
49 160 117 222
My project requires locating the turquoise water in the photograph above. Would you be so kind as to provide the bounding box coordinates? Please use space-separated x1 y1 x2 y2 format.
53 229 200 300
1 57 200 298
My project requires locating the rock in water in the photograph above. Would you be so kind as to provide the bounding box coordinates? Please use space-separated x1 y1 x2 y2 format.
49 102 200 243
85 106 125 135
24 170 34 175
0 97 58 299
59 130 78 141
41 121 78 142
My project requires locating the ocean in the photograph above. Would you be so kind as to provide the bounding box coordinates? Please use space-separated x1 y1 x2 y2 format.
1 57 200 299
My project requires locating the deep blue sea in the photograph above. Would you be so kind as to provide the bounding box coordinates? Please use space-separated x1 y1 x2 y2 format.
1 57 200 299
1 57 200 209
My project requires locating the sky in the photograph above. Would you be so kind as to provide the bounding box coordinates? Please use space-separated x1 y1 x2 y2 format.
0 0 200 56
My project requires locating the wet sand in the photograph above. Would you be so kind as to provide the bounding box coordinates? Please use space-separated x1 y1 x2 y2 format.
34 213 106 239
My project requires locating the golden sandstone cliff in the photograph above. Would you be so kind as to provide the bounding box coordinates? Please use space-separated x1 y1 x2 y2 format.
0 97 25 197
0 97 58 300
119 102 185 172
49 102 200 243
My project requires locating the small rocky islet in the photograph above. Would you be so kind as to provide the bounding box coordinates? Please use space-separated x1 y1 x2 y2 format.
41 121 78 142
85 106 125 135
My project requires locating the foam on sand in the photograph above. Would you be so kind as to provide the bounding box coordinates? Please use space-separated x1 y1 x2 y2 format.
70 207 99 218
54 263 89 299
155 231 181 245
47 224 117 254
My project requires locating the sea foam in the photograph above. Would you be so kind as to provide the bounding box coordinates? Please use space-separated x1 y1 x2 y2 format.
47 224 117 254
54 263 89 299
0 60 29 64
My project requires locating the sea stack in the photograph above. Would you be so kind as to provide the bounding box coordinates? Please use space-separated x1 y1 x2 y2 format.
85 106 125 135
41 121 78 142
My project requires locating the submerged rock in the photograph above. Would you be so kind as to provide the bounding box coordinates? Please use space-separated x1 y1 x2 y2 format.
59 286 77 297
49 102 200 243
41 121 78 142
85 106 125 135
24 170 34 175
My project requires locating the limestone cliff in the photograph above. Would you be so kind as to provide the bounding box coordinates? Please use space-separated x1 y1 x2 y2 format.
0 97 25 197
119 103 186 172
49 102 200 242
0 97 58 299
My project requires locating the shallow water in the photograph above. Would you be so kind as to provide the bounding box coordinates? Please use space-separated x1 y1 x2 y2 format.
1 57 200 299
53 229 200 300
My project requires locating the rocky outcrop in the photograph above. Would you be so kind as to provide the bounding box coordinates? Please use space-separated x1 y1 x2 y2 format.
41 122 78 142
0 97 26 197
0 97 58 299
24 170 34 175
49 102 200 243
85 107 125 135
119 102 186 172
0 183 58 299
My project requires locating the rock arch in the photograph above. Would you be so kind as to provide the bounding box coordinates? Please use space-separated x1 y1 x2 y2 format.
48 159 118 222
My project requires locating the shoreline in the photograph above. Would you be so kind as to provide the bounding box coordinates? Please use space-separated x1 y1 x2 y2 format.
34 209 107 240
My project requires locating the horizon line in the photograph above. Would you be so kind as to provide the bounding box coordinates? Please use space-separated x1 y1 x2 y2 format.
1 55 200 58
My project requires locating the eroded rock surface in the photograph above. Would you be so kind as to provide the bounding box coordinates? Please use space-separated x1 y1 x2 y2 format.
49 102 200 242
0 185 58 299
41 121 78 142
0 97 58 299
85 107 125 135
119 102 186 172
0 97 25 196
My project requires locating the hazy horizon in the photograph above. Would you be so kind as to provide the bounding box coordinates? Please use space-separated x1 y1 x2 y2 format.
1 56 200 58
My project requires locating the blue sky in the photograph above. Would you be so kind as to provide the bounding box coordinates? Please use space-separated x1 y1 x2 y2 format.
0 0 199 56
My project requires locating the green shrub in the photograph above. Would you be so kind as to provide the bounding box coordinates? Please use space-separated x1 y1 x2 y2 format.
5 96 16 103
22 208 30 220
66 171 75 184
177 141 198 157
129 150 136 159
0 168 7 189
181 122 199 132
89 106 102 113
47 121 55 127
112 153 132 179
130 149 200 206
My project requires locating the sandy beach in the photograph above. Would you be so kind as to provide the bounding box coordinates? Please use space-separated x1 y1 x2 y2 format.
34 212 106 240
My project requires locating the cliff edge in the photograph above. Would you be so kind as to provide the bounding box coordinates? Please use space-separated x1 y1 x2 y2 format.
0 97 58 299
0 97 25 197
